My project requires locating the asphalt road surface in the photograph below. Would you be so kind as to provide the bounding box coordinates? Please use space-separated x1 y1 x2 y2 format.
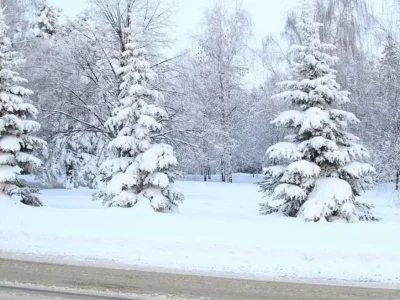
0 258 399 300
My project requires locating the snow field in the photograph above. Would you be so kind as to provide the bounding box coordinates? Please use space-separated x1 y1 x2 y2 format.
0 180 399 287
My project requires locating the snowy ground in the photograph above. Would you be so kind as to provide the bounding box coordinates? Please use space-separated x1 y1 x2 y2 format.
0 176 400 288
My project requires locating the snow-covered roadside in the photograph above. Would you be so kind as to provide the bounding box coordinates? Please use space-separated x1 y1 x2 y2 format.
0 181 399 288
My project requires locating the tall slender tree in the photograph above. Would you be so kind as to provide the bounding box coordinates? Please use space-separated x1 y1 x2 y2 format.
372 36 400 186
193 2 252 183
0 9 46 206
97 15 183 212
259 0 377 222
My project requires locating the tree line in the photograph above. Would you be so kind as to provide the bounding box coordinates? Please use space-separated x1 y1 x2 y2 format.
1 0 400 218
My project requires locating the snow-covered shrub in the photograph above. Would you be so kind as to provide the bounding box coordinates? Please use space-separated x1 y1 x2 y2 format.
41 131 105 189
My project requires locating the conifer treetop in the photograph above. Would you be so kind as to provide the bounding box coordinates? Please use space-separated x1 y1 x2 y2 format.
35 0 61 38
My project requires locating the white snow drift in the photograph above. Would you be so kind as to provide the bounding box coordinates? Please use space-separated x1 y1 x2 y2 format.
0 179 399 287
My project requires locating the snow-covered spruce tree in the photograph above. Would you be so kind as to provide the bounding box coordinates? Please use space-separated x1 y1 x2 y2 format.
97 19 184 212
35 0 61 39
259 1 377 222
0 10 46 206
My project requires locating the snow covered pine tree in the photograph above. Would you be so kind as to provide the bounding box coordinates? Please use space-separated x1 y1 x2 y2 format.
35 0 61 39
0 10 46 206
98 16 184 212
259 0 377 222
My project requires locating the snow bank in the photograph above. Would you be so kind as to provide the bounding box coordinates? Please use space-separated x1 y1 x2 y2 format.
0 194 21 207
0 181 399 287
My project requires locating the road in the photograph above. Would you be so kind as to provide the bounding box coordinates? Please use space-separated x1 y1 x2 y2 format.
0 284 140 300
0 258 399 300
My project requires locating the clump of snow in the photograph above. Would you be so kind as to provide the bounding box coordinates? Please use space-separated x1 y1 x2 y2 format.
273 184 306 201
299 178 354 222
267 142 302 161
283 160 320 179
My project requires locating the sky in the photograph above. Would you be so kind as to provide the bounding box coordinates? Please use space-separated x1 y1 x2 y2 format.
49 0 299 50
48 0 299 86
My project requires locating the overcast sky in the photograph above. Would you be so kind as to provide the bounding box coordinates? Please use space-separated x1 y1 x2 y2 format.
49 0 299 49
48 0 299 86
